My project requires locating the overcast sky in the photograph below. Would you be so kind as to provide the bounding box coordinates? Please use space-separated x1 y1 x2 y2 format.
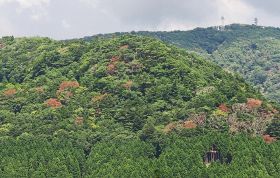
0 0 279 39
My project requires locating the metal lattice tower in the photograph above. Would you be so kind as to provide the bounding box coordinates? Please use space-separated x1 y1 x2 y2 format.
254 18 258 26
220 16 225 31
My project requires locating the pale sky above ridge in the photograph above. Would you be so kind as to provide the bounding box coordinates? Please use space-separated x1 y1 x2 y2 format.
0 0 279 39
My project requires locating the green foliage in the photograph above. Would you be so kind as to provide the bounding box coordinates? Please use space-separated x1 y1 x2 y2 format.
211 38 280 103
89 24 280 102
94 24 280 103
0 34 278 177
0 135 84 178
156 132 280 177
85 139 155 177
267 117 280 138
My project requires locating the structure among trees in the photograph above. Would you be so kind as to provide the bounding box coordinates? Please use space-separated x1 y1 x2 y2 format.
204 144 221 164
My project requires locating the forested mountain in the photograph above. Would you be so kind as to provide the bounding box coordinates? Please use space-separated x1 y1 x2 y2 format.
86 24 280 103
0 35 279 177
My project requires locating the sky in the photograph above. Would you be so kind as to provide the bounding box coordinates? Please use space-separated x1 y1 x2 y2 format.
0 0 279 39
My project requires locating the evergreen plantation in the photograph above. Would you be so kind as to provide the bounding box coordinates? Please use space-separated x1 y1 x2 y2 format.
0 35 279 177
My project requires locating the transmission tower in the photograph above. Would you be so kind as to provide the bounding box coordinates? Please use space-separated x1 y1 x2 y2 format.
220 16 225 31
254 18 258 26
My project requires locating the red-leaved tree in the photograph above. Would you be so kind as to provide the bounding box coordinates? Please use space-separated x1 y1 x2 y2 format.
45 98 62 108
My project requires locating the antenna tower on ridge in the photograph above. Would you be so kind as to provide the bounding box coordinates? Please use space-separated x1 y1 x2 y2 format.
254 17 258 26
220 16 225 31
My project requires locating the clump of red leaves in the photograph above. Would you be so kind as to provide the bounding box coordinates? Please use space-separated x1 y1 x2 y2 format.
3 89 17 96
58 81 79 91
119 45 129 50
247 98 262 109
56 81 79 100
262 134 277 144
75 117 84 126
182 120 197 129
110 56 119 63
107 64 116 75
107 56 119 74
218 103 229 113
0 43 5 49
45 98 62 108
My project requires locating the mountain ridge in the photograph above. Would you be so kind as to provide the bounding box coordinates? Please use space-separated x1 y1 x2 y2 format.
0 34 279 177
82 24 280 103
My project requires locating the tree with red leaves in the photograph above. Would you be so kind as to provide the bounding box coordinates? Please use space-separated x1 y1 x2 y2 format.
0 43 4 49
183 120 197 129
45 98 62 108
119 45 129 50
247 98 262 109
107 56 119 74
56 81 79 101
58 81 79 91
110 56 119 63
107 63 116 74
3 89 17 96
75 117 84 126
218 104 229 113
262 134 277 144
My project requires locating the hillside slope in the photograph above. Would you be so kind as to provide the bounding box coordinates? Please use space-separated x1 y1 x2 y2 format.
86 24 280 103
0 35 267 134
0 35 279 177
146 24 280 103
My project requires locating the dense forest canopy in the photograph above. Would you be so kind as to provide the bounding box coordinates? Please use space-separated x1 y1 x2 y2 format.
86 24 280 103
0 34 279 177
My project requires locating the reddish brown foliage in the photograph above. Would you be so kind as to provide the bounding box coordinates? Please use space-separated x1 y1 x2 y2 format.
247 98 262 109
122 80 133 90
218 104 229 113
56 81 79 100
45 98 62 108
107 63 116 74
110 56 119 63
119 45 129 50
262 134 277 144
183 120 197 129
107 56 119 74
272 109 279 114
75 117 84 125
3 89 17 96
59 81 79 91
0 43 4 49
